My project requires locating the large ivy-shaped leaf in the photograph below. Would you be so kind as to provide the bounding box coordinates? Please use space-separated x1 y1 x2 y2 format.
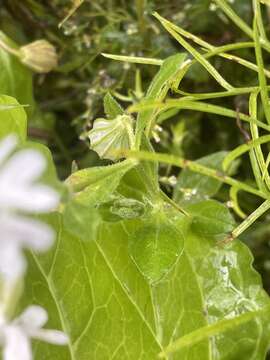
20 156 270 359
20 210 270 359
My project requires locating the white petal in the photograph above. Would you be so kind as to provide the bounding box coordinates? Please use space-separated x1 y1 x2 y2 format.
0 148 59 212
23 185 60 212
0 184 60 212
32 329 69 345
0 149 46 185
3 326 32 360
0 136 17 166
0 213 55 251
16 306 48 330
0 242 26 280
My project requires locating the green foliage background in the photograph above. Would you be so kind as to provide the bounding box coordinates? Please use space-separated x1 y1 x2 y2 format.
1 0 268 290
2 0 270 358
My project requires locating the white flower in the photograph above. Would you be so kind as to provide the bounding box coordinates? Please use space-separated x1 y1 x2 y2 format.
0 305 68 360
0 135 60 280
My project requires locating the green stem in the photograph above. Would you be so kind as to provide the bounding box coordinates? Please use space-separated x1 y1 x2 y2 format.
160 190 190 217
176 85 270 101
129 99 270 133
155 15 233 90
136 0 146 35
159 307 270 358
253 0 267 39
214 0 270 52
222 134 270 171
153 13 269 79
125 150 268 199
177 87 261 101
229 199 270 239
254 16 270 125
249 92 270 191
0 38 20 57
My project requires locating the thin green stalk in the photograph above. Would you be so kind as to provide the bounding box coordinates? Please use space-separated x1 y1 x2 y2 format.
177 87 260 101
160 190 190 217
171 42 270 91
253 0 267 39
263 152 270 180
136 0 146 35
218 52 270 78
254 16 270 125
58 0 84 28
104 42 270 86
222 134 270 171
0 38 20 57
129 99 270 132
214 0 254 38
153 12 214 51
214 0 270 52
154 15 233 90
249 92 270 191
230 186 247 219
228 199 270 240
124 150 267 199
159 306 270 358
153 13 270 79
102 53 163 65
249 148 266 192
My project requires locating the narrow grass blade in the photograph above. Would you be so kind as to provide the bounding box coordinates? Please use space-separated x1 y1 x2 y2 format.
213 0 253 39
214 0 270 52
154 13 234 90
102 53 163 66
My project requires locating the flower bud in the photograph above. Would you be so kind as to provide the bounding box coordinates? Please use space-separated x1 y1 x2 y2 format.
88 114 135 161
19 40 58 73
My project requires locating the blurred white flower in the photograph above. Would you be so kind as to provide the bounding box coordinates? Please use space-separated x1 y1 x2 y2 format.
0 135 60 280
0 305 68 360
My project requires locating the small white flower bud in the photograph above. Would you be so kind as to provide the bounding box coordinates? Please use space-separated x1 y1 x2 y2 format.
19 40 58 73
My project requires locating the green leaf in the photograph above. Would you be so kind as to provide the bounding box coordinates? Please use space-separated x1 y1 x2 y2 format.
65 159 136 193
0 95 27 141
0 32 34 109
173 151 228 204
128 209 187 284
63 159 137 238
21 211 270 359
119 136 159 199
187 200 235 236
62 201 100 240
103 92 124 119
135 53 187 147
